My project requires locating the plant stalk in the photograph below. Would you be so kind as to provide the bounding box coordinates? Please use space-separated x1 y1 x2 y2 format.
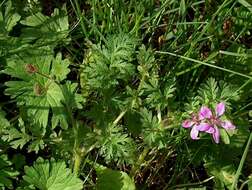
113 110 127 125
231 132 252 190
130 147 150 178
73 151 82 174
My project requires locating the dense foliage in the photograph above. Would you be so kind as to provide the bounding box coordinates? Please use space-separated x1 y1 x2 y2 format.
0 0 251 189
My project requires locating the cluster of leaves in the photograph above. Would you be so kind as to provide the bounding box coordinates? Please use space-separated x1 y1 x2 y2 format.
0 0 251 190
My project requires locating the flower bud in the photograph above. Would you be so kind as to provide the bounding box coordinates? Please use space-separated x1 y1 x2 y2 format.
25 64 38 74
33 83 45 96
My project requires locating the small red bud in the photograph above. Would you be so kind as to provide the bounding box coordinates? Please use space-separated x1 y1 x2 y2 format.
33 83 45 96
25 64 38 74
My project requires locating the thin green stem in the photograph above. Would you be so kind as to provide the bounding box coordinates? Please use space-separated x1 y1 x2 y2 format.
239 179 251 190
112 73 147 126
231 132 252 190
179 0 233 67
219 50 252 57
156 51 252 79
194 0 233 44
82 16 108 44
113 110 127 125
73 152 81 174
157 105 162 124
233 101 252 116
165 176 215 190
0 0 7 7
70 0 88 37
69 106 81 175
175 51 219 76
130 147 150 178
226 79 252 102
58 83 82 175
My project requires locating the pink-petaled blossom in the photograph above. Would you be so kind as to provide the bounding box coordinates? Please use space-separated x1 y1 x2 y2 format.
182 114 212 140
182 102 235 144
198 102 235 143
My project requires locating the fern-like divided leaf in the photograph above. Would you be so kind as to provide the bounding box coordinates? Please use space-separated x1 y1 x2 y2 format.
22 157 83 190
1 117 45 153
97 123 136 165
80 33 136 94
0 0 24 56
197 77 240 105
0 109 10 133
0 0 21 36
0 154 19 189
142 77 176 110
140 108 167 149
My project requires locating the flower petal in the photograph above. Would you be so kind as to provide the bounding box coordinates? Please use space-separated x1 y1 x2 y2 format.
196 123 212 132
190 126 199 140
212 126 220 144
205 126 215 134
222 120 236 130
216 102 225 117
182 119 193 128
199 106 212 120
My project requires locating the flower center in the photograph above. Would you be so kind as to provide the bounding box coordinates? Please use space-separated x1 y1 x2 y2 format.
192 115 200 125
210 116 221 125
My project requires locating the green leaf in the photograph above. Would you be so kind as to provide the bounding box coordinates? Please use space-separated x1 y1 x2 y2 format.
2 118 31 149
220 128 230 144
81 33 136 93
20 5 69 45
140 108 167 149
197 77 219 104
23 157 83 190
11 154 26 170
238 0 252 12
137 45 155 77
20 12 47 27
51 82 84 129
205 162 235 189
0 154 19 189
0 109 10 132
51 53 70 81
179 0 186 15
1 117 45 152
97 123 136 165
142 76 176 110
248 178 252 190
4 48 72 129
0 0 21 35
197 78 240 104
96 165 135 190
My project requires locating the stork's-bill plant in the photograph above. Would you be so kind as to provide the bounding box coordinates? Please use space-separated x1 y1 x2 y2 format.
183 102 236 143
0 0 251 190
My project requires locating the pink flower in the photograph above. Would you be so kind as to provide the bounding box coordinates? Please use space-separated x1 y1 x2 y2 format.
198 102 235 143
182 102 235 144
182 114 213 140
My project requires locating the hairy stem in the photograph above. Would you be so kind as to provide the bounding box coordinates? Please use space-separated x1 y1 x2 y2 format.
130 147 150 178
72 113 82 175
113 110 127 125
73 150 82 174
157 105 162 124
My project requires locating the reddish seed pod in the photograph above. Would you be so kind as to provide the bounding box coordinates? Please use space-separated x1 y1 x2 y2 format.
25 64 38 74
223 18 233 34
33 83 45 96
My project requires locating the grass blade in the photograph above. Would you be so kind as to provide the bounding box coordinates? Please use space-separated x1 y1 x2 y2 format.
155 51 252 79
231 132 252 190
